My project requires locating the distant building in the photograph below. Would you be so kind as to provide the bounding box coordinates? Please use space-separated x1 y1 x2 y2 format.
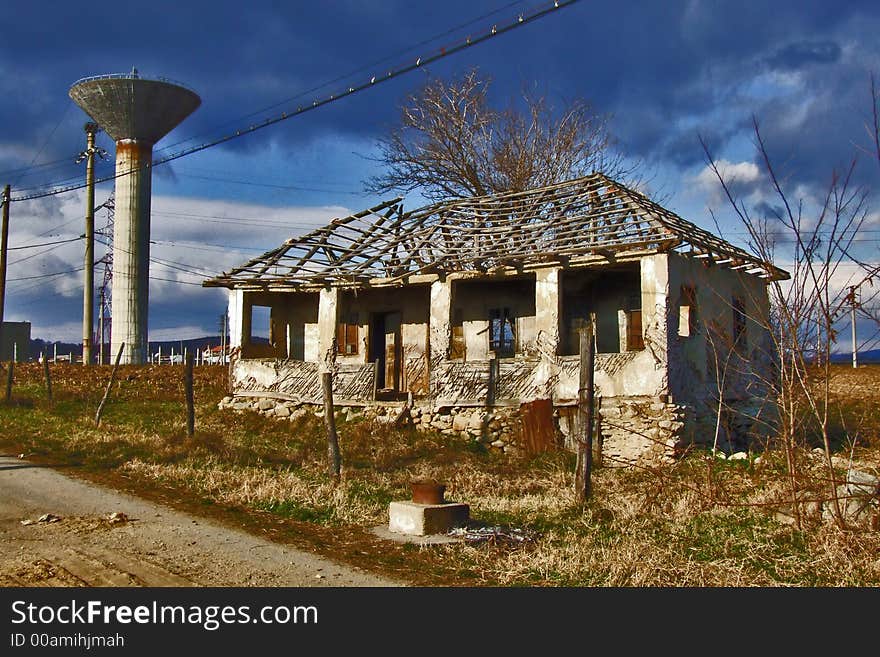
1 321 31 362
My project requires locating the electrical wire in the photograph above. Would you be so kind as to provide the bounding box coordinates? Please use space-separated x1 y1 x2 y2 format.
7 236 83 251
7 267 84 282
9 102 74 187
152 0 530 158
174 172 370 195
7 0 579 203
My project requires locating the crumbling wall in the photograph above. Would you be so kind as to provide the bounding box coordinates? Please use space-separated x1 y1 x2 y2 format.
666 252 776 449
231 357 376 404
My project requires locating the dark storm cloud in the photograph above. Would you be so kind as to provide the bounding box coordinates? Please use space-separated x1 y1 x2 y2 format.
764 40 842 71
4 1 880 340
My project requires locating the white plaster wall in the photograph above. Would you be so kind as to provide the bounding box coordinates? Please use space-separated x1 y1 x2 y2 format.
303 324 319 362
666 251 773 406
228 289 244 350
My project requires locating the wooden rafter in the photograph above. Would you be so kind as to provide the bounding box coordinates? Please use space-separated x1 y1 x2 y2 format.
203 174 789 289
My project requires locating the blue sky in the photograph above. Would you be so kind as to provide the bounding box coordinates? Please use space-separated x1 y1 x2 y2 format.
2 0 879 351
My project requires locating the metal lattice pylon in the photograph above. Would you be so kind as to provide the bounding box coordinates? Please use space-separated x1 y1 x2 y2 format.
96 194 114 362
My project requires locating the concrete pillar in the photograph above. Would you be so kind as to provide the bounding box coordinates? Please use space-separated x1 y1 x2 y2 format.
429 279 453 365
228 289 244 350
534 268 562 356
534 268 562 397
317 287 339 372
640 253 670 368
618 309 629 352
110 140 153 364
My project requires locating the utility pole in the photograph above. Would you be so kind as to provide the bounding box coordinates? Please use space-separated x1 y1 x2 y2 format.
0 185 9 355
78 123 103 365
848 285 860 369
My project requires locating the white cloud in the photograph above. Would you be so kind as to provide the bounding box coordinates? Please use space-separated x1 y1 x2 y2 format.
692 159 761 195
4 190 350 340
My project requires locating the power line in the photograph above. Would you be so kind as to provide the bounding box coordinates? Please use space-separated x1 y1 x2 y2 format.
8 236 82 250
150 209 328 229
152 0 530 158
7 266 83 282
8 0 579 203
149 275 205 286
151 239 266 253
95 236 219 277
174 172 370 195
9 102 74 187
8 240 80 267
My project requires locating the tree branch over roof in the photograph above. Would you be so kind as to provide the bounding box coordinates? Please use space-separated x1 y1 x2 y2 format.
365 69 627 202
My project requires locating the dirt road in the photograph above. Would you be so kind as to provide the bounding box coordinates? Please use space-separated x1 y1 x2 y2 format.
0 455 401 587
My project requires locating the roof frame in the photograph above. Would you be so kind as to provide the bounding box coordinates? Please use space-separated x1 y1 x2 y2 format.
204 174 789 289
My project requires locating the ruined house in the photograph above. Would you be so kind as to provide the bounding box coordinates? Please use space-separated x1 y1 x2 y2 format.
204 174 788 463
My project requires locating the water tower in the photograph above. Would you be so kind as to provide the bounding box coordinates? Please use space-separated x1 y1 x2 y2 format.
69 70 200 364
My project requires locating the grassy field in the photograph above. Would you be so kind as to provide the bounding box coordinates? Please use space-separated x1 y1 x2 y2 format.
1 361 878 586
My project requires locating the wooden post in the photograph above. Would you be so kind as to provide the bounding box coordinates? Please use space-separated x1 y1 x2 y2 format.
81 125 97 367
185 351 195 437
43 351 52 402
0 185 10 354
575 321 596 502
322 371 341 478
372 359 379 401
486 354 497 408
95 342 124 427
4 359 12 402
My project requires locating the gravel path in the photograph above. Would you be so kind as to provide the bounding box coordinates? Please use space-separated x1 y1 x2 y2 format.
0 455 401 587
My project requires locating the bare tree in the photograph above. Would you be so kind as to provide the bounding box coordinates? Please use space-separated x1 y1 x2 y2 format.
366 69 628 202
702 114 876 528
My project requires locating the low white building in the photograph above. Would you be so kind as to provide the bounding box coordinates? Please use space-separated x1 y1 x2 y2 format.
204 174 787 463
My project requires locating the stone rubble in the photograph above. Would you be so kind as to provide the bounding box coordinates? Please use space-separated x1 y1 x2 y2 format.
218 393 695 462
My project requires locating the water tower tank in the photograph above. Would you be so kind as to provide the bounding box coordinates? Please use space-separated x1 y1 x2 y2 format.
69 70 200 364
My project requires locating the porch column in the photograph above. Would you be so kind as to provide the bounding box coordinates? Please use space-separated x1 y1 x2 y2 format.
317 287 339 372
429 278 452 365
227 289 245 350
535 267 562 355
640 253 670 367
534 267 562 398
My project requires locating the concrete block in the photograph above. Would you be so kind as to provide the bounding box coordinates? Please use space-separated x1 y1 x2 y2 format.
388 501 470 536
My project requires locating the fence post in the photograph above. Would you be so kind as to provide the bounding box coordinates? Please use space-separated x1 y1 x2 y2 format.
322 371 341 478
4 359 12 402
185 351 194 437
575 321 596 502
43 351 52 402
95 342 125 427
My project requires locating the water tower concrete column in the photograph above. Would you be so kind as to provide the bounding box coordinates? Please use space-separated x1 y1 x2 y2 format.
114 139 153 363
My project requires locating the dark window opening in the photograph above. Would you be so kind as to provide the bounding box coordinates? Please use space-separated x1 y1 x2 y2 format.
679 285 698 337
250 305 271 341
450 307 465 360
489 307 516 357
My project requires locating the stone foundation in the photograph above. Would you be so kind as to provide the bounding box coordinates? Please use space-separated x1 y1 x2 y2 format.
556 397 693 466
218 395 698 464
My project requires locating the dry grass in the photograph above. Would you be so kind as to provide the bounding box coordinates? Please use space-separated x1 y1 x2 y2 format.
1 361 879 586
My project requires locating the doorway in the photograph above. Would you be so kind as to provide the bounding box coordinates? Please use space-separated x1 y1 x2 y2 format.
369 311 401 393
